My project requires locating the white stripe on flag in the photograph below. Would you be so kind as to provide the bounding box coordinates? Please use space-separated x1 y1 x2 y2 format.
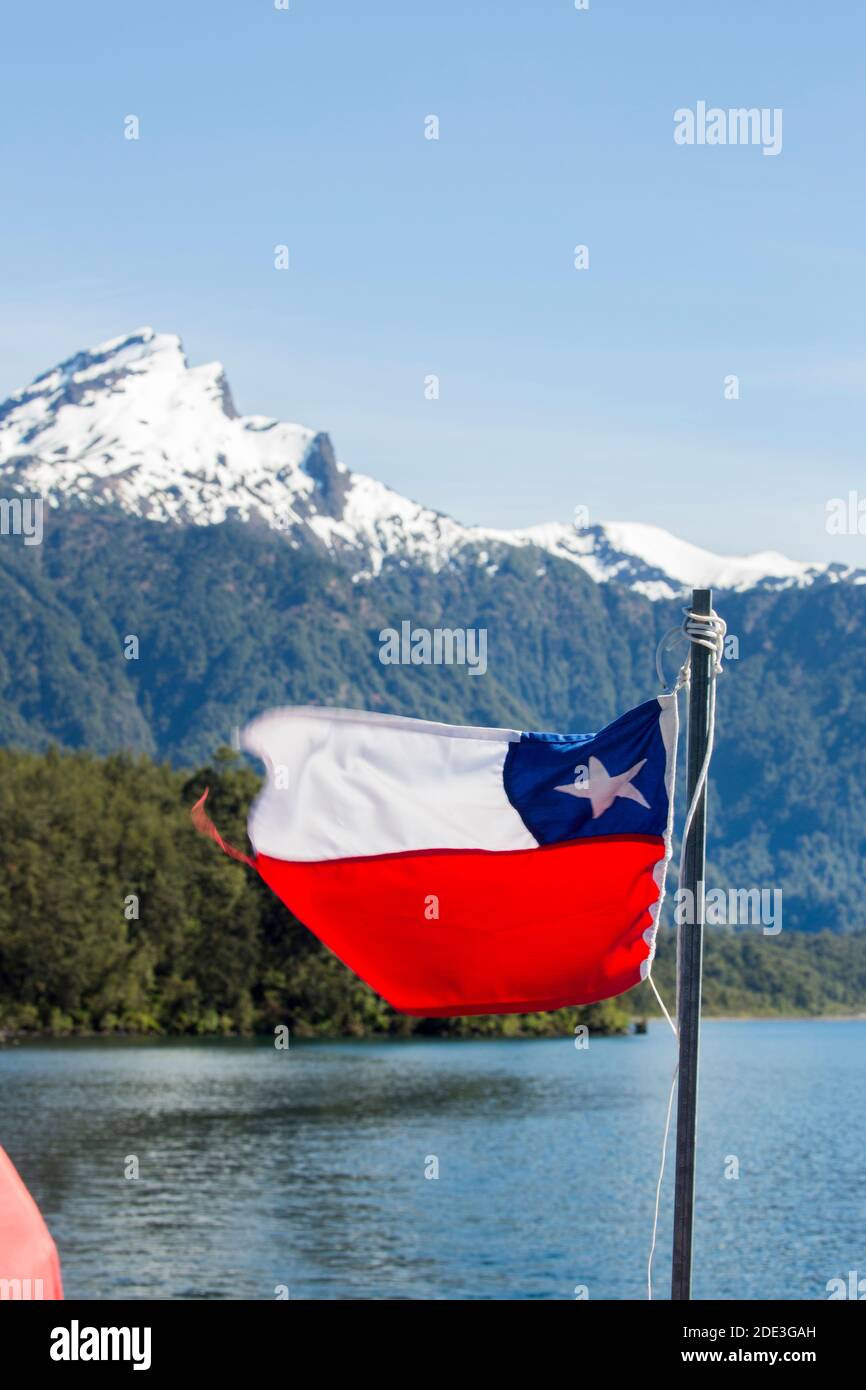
241 707 537 862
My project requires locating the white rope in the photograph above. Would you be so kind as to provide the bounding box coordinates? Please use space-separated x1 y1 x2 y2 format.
648 973 677 1038
647 1060 678 1300
646 603 725 1300
655 604 726 956
655 606 726 693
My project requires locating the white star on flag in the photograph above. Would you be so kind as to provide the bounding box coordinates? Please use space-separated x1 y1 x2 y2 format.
555 755 650 819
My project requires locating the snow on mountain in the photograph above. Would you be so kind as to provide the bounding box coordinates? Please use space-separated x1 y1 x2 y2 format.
502 519 862 602
0 329 319 526
1 328 861 601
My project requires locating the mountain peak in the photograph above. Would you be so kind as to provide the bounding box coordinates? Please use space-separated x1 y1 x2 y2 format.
0 327 316 525
42 327 187 384
1 328 863 600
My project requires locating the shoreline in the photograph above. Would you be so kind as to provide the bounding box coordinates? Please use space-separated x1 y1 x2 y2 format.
2 1012 866 1045
649 1012 866 1025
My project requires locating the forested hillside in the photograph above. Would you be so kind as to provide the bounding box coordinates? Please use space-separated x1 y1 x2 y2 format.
2 511 865 935
1 744 864 1038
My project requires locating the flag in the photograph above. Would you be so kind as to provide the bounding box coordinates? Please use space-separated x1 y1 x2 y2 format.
196 695 677 1016
0 1146 63 1300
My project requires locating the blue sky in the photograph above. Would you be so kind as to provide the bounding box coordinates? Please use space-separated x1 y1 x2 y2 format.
1 0 864 562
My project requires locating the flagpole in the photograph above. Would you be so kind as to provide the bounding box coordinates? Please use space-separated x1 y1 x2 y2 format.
670 586 713 1301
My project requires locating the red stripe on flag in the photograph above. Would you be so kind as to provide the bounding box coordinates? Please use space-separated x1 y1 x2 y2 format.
255 835 665 1016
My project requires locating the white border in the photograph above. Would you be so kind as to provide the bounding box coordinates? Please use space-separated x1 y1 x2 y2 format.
640 691 679 980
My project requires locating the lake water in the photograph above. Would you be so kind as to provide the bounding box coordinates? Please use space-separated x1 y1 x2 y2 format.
0 1021 863 1300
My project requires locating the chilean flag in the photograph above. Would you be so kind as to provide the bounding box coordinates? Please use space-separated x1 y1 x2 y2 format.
197 695 677 1016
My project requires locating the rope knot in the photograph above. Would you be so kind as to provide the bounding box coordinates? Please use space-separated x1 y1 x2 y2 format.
656 605 727 691
682 608 726 677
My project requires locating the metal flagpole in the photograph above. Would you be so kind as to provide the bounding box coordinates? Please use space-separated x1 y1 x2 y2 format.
671 587 714 1301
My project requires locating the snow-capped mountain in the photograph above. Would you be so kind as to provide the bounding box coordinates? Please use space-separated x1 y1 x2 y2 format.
1 327 860 601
